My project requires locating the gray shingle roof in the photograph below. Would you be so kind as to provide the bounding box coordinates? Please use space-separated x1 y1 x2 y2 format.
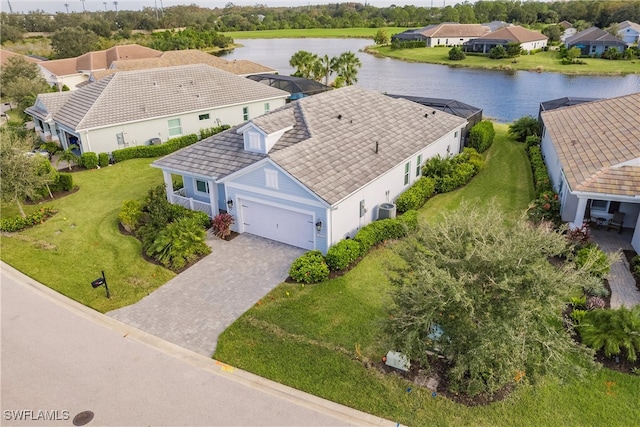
52 64 289 131
154 86 467 205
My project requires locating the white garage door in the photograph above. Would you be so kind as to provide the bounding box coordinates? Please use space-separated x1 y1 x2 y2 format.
240 199 314 250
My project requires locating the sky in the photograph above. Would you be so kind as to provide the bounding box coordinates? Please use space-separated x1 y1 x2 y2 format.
3 0 468 15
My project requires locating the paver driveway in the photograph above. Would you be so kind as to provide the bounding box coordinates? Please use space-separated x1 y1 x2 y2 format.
108 233 305 356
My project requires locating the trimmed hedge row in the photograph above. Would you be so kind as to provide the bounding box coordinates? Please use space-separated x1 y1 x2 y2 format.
467 120 496 153
80 152 98 169
289 211 419 282
98 152 109 167
0 207 58 232
112 134 198 162
395 177 436 213
422 148 484 194
527 142 552 196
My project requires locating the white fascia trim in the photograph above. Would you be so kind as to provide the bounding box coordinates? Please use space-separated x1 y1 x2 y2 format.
226 182 327 209
150 164 218 182
571 190 640 203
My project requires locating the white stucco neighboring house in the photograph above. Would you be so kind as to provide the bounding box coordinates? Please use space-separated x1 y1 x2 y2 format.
25 64 289 154
153 86 468 253
540 92 640 253
617 20 640 44
465 25 548 53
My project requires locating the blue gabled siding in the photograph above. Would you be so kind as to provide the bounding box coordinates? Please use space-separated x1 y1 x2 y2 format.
231 164 318 202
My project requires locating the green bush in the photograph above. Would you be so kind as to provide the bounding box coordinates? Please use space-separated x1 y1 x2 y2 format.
575 246 611 279
398 210 419 231
527 145 552 196
525 135 540 149
395 177 436 213
118 200 143 232
579 306 640 362
354 217 408 253
527 191 561 226
289 250 330 284
467 120 495 153
80 152 99 169
509 116 540 142
448 46 466 60
0 207 57 232
325 239 363 271
198 124 230 140
39 141 60 157
98 152 109 167
423 148 483 194
50 173 73 192
146 217 211 271
112 134 198 163
390 40 426 50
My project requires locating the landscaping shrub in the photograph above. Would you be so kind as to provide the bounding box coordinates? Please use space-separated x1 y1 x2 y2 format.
488 45 507 59
509 116 540 142
566 224 591 250
198 124 230 140
111 134 198 162
467 120 495 153
575 245 611 279
585 296 606 311
118 199 143 232
146 216 211 270
527 145 553 196
289 250 329 284
80 152 99 169
448 46 465 60
325 239 363 271
39 141 60 157
525 135 540 149
0 207 57 232
54 173 74 192
390 40 426 50
395 177 436 213
212 212 234 240
579 306 640 362
397 210 419 231
527 191 561 226
422 148 483 194
354 217 408 253
98 152 109 167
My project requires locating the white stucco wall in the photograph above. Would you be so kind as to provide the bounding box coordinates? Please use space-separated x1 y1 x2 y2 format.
428 36 479 47
521 39 548 51
74 97 286 154
633 215 640 253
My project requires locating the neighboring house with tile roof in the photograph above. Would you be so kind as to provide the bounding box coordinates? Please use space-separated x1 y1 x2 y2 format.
25 64 289 154
464 25 548 53
24 91 73 143
565 27 629 56
540 92 640 253
153 86 468 252
617 20 640 44
37 44 162 90
392 23 489 47
0 49 42 67
88 49 275 82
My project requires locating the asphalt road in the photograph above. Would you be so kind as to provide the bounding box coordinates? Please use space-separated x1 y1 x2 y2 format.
0 263 395 427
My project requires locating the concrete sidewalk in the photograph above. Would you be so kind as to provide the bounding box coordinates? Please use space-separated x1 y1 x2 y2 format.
1 262 395 427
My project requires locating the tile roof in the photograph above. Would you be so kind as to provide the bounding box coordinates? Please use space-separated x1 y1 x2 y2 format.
0 49 41 66
25 91 73 121
106 49 275 77
52 64 289 131
618 20 640 32
420 23 489 38
473 25 547 43
154 86 467 205
566 27 628 46
541 92 640 197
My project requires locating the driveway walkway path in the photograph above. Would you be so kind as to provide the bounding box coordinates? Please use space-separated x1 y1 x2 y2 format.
590 228 640 308
108 233 304 356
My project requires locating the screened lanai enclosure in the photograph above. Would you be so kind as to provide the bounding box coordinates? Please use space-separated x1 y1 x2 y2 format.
246 74 332 100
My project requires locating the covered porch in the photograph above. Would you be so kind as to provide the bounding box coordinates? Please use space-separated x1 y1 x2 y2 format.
161 171 222 219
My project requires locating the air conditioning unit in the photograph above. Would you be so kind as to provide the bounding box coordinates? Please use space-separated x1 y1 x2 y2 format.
148 137 162 146
378 203 396 220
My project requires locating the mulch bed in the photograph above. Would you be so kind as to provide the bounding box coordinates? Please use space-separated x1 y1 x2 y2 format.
595 351 640 375
25 187 79 205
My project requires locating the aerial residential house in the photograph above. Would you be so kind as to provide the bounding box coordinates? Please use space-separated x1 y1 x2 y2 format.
616 20 640 44
25 64 289 154
539 93 640 253
153 86 467 253
392 23 489 47
0 49 42 67
88 49 276 82
565 27 629 56
558 21 577 44
37 44 162 90
464 25 548 53
482 21 512 33
246 74 332 101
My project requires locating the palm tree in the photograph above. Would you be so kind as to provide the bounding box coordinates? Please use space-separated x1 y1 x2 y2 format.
56 144 80 171
334 51 362 86
318 54 335 85
289 50 318 79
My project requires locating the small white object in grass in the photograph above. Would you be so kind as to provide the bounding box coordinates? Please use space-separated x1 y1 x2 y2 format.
385 350 410 372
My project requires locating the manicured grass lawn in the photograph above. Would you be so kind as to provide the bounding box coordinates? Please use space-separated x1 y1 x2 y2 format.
0 159 174 313
215 126 640 425
224 27 405 39
369 45 640 75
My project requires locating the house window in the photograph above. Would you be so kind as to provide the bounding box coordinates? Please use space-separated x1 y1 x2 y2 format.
454 131 458 138
264 102 270 114
404 162 410 185
195 179 209 194
590 199 621 213
265 169 278 189
168 118 182 137
198 113 210 121
243 106 249 121
416 154 422 177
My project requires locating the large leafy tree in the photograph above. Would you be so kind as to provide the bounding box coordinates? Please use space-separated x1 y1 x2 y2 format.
0 130 54 217
386 205 599 396
4 76 52 112
0 56 45 97
51 26 100 59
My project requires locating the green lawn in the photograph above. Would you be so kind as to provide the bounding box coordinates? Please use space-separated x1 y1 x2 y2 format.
369 45 640 75
214 126 640 426
0 158 174 312
224 27 405 39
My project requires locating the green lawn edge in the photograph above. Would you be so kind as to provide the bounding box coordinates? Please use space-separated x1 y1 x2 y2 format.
214 125 640 425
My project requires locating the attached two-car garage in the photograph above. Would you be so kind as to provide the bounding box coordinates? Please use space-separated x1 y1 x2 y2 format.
239 199 315 250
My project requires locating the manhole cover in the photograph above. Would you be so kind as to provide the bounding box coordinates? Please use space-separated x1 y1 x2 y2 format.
73 411 94 426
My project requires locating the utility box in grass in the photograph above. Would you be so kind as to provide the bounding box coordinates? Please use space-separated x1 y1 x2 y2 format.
385 351 410 372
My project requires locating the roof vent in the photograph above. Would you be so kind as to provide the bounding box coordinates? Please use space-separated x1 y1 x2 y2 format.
432 110 436 115
153 81 157 86
337 114 342 120
424 113 429 118
571 140 576 146
190 80 195 85
375 141 379 154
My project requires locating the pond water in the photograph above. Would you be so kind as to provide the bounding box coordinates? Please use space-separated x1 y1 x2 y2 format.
221 38 640 122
